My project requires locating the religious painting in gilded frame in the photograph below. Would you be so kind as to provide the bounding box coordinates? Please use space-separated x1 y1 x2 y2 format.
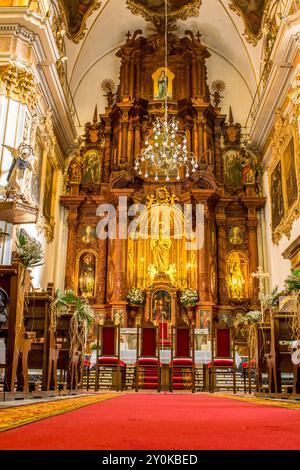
283 135 298 210
269 111 300 244
199 309 211 332
58 1 101 43
151 289 172 322
270 161 284 231
229 0 267 44
81 149 102 186
152 67 174 101
43 157 54 224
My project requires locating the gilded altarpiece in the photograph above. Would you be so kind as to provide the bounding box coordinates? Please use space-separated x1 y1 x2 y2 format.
61 27 265 330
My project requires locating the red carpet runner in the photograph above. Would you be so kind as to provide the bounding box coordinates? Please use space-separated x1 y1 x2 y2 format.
1 393 300 450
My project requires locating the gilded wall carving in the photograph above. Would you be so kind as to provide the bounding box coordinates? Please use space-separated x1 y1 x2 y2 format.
269 108 300 244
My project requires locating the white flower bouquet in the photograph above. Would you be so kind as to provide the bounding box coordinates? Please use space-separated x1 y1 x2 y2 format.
180 288 198 307
127 287 144 305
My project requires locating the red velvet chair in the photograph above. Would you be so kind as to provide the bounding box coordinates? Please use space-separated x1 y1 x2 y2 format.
208 324 236 393
135 321 161 392
95 319 126 392
169 322 195 392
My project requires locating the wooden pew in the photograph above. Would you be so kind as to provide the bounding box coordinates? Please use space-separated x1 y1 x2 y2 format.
0 263 32 393
253 322 271 393
267 308 299 395
24 284 54 391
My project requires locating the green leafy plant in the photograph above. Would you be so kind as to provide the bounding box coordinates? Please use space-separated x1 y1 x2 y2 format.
127 287 144 305
16 228 44 268
50 289 76 330
264 286 280 308
69 299 95 358
285 270 300 293
180 288 198 307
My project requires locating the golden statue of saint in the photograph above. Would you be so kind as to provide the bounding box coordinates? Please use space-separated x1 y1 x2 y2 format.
229 253 244 299
151 223 172 273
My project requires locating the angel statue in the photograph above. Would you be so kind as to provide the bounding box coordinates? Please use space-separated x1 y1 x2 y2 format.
1 143 36 205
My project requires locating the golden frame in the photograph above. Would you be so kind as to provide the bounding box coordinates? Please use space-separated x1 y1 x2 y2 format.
58 1 101 44
75 249 99 299
226 251 249 300
229 0 268 46
269 110 300 244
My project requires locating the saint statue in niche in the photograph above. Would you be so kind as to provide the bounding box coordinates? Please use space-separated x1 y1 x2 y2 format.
228 253 245 299
151 223 172 273
3 143 36 205
78 253 95 298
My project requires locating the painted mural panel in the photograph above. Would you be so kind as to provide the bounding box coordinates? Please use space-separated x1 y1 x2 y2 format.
271 161 284 230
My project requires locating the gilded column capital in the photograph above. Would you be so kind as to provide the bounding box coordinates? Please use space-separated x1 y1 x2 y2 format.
0 64 39 109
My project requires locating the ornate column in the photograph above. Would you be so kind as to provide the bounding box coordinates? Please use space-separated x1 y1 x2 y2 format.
214 116 225 183
60 198 85 291
102 115 112 183
66 212 79 291
118 102 133 163
192 190 217 306
248 216 260 305
110 190 134 323
242 196 266 307
96 238 107 305
216 202 229 306
191 57 197 99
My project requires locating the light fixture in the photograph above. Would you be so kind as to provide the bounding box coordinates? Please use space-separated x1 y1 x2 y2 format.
133 0 199 182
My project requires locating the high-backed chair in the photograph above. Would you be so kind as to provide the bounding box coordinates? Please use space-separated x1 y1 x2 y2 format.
169 322 195 392
96 319 126 392
208 324 236 393
135 320 161 392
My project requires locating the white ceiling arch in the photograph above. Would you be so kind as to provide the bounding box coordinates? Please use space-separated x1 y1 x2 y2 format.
64 0 264 133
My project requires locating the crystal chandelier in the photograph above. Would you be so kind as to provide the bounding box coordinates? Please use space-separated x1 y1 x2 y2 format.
134 0 199 182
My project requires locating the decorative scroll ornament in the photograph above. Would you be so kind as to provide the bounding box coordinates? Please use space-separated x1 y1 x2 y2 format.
146 186 179 208
126 0 202 28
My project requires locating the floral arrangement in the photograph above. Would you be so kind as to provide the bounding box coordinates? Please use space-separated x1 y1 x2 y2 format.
263 286 280 308
180 288 198 307
16 228 44 268
234 310 262 337
127 287 144 305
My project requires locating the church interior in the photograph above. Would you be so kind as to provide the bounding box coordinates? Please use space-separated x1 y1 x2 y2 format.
0 0 300 452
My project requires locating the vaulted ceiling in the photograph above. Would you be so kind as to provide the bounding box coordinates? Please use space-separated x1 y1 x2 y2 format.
61 0 267 134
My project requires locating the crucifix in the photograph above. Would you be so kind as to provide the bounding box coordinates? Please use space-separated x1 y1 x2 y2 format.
251 266 269 322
